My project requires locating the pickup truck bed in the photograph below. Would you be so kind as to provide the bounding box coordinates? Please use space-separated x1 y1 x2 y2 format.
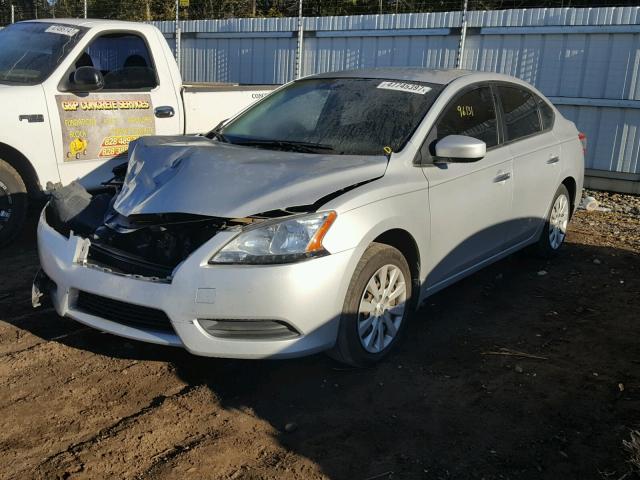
182 84 277 134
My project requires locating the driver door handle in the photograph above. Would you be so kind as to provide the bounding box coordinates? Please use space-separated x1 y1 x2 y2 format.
154 106 175 118
494 171 511 183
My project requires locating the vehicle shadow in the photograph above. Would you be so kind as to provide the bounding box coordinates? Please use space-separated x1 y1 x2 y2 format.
4 217 639 478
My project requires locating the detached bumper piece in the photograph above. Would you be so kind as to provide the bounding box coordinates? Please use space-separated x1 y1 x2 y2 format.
76 291 174 334
32 269 55 308
197 319 300 340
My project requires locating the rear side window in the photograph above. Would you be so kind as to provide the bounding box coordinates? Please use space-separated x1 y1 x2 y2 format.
497 85 541 141
538 98 555 130
433 86 498 148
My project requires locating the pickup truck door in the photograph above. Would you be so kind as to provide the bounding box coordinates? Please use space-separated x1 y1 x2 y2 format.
420 84 514 291
46 30 182 189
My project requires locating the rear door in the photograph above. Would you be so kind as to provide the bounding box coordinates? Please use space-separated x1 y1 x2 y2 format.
46 30 181 188
495 84 560 245
421 84 514 290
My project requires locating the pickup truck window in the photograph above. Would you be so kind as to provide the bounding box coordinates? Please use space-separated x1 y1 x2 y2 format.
221 78 443 155
0 22 87 85
73 33 157 90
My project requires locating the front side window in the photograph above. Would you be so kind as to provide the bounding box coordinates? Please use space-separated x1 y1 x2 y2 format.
73 33 157 90
498 85 542 141
432 86 499 149
0 22 86 85
220 78 443 155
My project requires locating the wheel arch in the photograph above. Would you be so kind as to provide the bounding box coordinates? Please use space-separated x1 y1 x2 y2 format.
373 228 421 308
0 143 42 197
561 176 577 215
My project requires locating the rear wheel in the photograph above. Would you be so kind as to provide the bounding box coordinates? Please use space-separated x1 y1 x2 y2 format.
0 159 28 248
536 184 570 258
329 242 412 367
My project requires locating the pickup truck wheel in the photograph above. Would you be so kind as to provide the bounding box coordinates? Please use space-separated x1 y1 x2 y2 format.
535 184 570 258
0 159 28 248
329 242 412 367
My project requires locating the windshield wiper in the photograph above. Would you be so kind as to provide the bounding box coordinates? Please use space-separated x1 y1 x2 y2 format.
232 139 335 153
205 119 229 143
209 129 229 143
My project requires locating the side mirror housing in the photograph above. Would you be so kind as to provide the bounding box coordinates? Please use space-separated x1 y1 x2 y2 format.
71 66 104 92
434 135 486 163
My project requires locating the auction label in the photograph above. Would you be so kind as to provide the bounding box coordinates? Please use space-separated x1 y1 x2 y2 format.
56 94 155 161
377 81 431 95
45 25 80 36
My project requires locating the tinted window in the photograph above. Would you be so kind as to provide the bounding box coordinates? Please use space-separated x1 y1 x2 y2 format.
433 86 498 148
73 33 157 90
498 86 541 141
221 78 443 156
538 98 554 130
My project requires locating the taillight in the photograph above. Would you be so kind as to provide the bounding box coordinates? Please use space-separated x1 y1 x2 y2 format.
578 132 587 154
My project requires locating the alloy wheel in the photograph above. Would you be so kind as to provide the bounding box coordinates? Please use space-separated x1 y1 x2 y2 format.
549 193 569 250
357 264 407 354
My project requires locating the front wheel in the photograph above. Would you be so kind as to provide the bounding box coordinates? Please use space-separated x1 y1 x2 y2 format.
535 184 571 258
329 242 413 367
0 159 28 248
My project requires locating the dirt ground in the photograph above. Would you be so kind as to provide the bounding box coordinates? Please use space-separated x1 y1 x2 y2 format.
1 207 639 480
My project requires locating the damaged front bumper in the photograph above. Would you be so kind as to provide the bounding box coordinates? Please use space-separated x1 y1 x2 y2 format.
36 208 356 359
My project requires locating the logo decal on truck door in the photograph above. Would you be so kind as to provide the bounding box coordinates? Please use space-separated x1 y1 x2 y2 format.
56 94 155 161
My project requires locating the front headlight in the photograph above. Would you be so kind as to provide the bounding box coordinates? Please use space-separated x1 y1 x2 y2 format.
209 211 337 265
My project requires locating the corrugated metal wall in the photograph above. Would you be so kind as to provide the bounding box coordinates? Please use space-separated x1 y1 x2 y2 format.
152 7 640 177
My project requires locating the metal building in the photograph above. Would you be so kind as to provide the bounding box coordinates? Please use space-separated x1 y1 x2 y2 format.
154 6 640 193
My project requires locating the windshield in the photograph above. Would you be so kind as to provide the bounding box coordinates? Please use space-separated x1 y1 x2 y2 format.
219 78 443 155
0 22 87 85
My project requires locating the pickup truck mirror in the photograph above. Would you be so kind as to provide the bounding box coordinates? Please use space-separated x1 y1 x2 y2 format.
72 66 104 92
434 135 486 163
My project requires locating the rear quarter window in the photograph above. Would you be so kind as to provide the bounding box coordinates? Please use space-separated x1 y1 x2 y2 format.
538 98 555 130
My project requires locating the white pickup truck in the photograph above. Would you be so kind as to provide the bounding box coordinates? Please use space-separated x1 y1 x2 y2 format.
0 18 276 245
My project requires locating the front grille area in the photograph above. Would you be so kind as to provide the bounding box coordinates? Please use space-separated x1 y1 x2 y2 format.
87 243 174 280
76 291 174 333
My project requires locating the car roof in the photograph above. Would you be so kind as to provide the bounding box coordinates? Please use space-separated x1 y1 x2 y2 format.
20 18 154 30
306 67 525 86
307 68 477 85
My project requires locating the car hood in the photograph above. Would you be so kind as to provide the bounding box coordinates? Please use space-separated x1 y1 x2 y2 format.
113 136 388 218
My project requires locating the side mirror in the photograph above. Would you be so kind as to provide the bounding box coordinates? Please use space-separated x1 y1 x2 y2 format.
72 66 104 92
434 135 486 163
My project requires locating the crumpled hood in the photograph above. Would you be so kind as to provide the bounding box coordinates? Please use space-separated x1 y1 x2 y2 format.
113 136 388 218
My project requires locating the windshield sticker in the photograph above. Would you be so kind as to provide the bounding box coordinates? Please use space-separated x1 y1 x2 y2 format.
56 94 155 161
377 81 431 95
45 25 80 37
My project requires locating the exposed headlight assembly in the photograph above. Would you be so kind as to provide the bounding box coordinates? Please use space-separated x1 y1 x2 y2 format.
209 211 337 265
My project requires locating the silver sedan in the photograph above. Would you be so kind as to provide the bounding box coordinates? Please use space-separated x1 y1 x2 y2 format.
35 68 585 366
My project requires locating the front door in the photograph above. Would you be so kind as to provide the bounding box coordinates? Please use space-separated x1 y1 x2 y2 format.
46 30 181 189
421 84 514 290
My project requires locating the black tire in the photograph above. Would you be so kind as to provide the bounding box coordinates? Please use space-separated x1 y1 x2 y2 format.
0 159 28 248
329 242 413 367
535 183 571 258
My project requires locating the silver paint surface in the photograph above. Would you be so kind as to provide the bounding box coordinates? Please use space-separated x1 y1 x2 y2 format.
114 135 388 218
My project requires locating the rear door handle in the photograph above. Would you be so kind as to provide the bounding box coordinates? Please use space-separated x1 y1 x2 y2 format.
547 155 560 164
494 172 511 183
154 106 175 118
